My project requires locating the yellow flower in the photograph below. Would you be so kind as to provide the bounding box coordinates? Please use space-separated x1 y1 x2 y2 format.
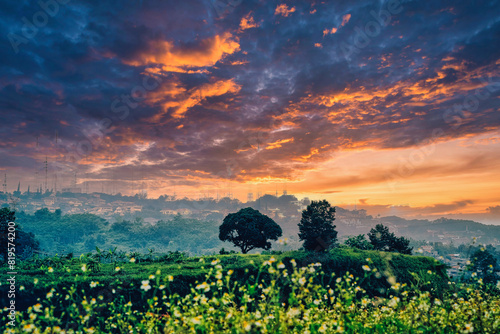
48 267 54 273
129 257 136 263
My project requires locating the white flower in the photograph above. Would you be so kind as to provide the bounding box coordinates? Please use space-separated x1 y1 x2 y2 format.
48 267 54 273
299 277 306 285
388 296 400 308
140 280 151 291
90 281 98 288
115 267 121 272
463 323 473 333
129 257 136 263
81 264 87 272
278 262 285 269
196 282 210 292
362 265 371 271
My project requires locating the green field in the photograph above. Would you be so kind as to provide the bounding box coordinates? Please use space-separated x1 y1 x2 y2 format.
1 249 499 333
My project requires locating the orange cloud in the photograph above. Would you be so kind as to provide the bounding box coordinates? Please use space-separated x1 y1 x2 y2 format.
265 138 294 150
323 14 351 36
124 32 240 73
239 13 259 31
148 79 241 121
295 148 320 162
275 4 296 17
323 28 337 36
340 14 351 27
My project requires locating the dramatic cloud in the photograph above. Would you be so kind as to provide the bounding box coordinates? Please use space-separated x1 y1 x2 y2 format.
0 0 499 216
275 4 296 17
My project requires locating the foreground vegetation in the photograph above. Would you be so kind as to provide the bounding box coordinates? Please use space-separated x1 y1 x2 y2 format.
2 249 499 333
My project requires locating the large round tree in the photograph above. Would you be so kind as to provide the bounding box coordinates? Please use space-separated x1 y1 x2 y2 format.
219 207 282 254
298 200 337 251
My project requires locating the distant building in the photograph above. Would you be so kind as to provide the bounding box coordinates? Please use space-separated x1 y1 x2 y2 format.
62 187 82 193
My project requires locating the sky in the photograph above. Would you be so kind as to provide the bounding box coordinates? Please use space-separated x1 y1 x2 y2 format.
1 0 499 219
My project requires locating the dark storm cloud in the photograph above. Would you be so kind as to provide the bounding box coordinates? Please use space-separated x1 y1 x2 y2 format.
0 0 499 187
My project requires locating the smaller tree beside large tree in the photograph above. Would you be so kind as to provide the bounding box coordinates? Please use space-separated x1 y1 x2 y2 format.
367 224 412 254
345 234 373 250
298 200 338 251
469 248 498 283
219 207 282 254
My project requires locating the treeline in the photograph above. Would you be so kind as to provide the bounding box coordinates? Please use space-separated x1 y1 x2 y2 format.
12 208 233 255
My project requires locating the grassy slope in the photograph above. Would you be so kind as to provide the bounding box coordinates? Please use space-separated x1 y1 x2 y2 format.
0 249 448 311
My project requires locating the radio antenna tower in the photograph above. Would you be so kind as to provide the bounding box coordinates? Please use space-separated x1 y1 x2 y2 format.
44 156 48 192
2 174 6 193
54 131 58 193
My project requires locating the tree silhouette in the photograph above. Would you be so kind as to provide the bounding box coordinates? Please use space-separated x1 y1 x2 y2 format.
368 224 412 254
0 207 39 262
219 207 282 254
298 200 338 251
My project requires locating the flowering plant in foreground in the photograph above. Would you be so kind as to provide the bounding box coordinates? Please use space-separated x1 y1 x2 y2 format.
1 258 500 333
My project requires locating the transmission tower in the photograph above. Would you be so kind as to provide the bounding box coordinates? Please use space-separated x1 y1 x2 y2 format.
2 174 6 193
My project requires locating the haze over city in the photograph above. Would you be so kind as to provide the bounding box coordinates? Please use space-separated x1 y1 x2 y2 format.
1 0 499 221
